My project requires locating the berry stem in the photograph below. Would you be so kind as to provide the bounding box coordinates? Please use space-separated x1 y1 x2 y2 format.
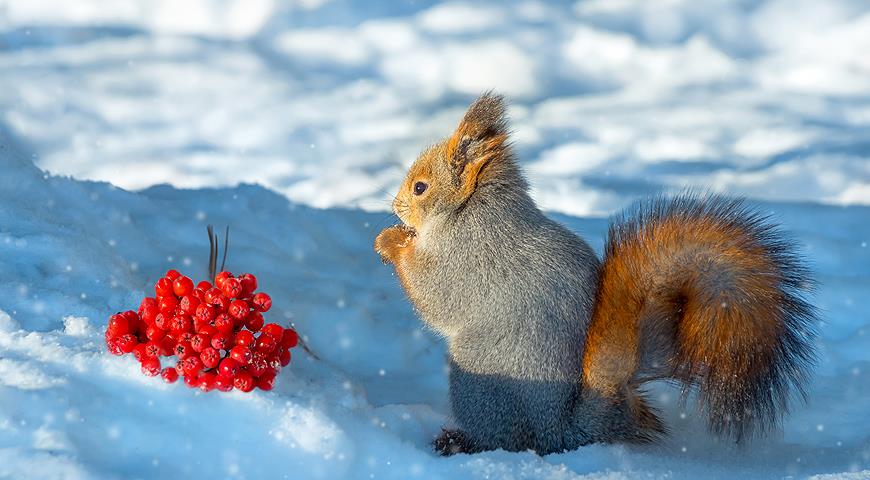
207 225 230 283
208 225 217 283
220 225 230 274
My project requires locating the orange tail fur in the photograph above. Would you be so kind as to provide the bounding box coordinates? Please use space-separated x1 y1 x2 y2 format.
582 194 817 441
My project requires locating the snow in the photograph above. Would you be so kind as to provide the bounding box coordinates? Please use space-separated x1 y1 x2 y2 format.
0 0 869 478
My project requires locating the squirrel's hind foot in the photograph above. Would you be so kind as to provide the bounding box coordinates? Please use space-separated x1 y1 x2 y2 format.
433 428 478 456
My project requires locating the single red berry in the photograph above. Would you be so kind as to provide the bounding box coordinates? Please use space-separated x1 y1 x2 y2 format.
267 352 280 367
182 356 204 377
280 328 298 349
174 341 193 359
214 313 234 333
228 299 249 320
215 271 233 290
211 331 232 350
170 314 192 334
165 269 182 281
179 295 200 315
212 295 231 313
106 337 125 356
117 333 139 353
132 343 147 362
139 306 158 325
144 341 162 358
252 292 272 312
234 330 256 348
255 334 277 354
200 346 220 369
245 312 264 332
172 276 194 297
190 333 210 352
179 331 194 343
248 352 268 377
196 324 218 337
183 372 201 388
229 345 252 365
205 287 224 305
161 367 179 383
196 280 213 290
158 296 178 315
138 298 159 324
139 297 158 314
192 287 208 302
257 371 277 391
199 372 217 392
195 304 216 324
221 277 242 298
264 364 280 377
141 357 161 377
218 357 240 378
107 313 130 338
233 370 255 392
214 374 234 392
238 273 257 296
278 348 291 366
154 313 169 330
155 277 174 297
262 323 284 342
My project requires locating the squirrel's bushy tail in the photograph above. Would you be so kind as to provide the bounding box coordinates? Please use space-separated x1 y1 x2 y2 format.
582 194 817 442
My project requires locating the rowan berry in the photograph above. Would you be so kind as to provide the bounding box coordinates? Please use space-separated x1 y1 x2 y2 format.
233 371 255 392
252 293 272 312
161 367 179 383
229 345 252 366
172 276 194 297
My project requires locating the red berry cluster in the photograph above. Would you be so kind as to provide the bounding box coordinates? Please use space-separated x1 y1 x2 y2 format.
105 269 298 393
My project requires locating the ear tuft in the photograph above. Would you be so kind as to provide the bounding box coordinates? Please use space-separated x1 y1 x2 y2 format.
460 91 508 139
447 92 510 174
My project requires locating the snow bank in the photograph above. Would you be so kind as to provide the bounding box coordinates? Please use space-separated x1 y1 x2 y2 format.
2 130 870 478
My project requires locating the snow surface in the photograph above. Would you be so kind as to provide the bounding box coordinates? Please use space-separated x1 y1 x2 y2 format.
1 0 869 479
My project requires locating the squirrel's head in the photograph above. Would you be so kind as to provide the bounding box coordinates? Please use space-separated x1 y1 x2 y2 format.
394 92 519 231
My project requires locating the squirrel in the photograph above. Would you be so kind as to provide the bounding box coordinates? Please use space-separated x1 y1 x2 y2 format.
374 93 818 456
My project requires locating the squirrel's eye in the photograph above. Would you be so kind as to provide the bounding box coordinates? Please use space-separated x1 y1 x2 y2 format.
413 181 428 196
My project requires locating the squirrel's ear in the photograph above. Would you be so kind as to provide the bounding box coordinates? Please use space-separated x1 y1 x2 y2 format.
446 92 510 191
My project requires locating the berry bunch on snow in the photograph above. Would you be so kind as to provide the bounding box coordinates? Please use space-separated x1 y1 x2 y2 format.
106 269 298 392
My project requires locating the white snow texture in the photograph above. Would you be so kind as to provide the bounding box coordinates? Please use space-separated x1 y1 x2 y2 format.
0 0 869 479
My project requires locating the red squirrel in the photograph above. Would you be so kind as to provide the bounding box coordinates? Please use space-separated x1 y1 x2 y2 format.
375 93 817 455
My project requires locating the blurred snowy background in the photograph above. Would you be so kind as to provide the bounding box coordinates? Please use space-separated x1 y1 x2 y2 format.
1 1 869 479
3 0 869 214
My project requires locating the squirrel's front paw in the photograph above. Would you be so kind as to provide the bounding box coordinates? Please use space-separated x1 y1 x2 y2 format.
433 428 477 456
374 225 415 264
